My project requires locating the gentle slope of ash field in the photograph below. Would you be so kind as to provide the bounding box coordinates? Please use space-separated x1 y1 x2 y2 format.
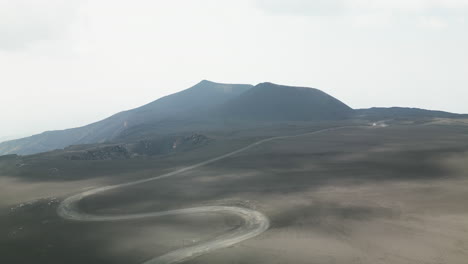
1 121 468 263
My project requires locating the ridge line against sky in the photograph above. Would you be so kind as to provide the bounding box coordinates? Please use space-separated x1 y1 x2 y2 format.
1 0 467 139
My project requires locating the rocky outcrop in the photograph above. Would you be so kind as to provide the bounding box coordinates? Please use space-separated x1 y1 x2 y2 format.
64 133 210 160
66 145 131 160
172 134 208 150
130 133 209 156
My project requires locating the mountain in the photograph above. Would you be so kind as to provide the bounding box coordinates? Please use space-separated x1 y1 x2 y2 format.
355 107 468 120
3 80 465 157
0 80 252 155
218 82 354 121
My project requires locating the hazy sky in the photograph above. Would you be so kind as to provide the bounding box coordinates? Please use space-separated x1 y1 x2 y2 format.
1 0 467 140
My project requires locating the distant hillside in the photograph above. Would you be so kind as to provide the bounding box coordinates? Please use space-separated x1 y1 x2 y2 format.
355 107 468 120
0 81 252 155
3 80 465 157
219 82 354 121
61 133 210 161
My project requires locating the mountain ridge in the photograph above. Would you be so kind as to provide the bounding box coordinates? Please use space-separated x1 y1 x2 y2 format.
355 107 468 120
0 80 252 155
218 82 354 121
1 80 467 156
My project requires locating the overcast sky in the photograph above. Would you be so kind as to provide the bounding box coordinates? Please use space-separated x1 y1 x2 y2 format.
1 0 467 141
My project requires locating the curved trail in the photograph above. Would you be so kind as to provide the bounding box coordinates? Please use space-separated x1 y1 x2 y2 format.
58 126 357 264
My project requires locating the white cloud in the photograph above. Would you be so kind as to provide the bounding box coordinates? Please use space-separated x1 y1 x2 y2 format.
255 0 468 16
0 0 82 50
418 16 449 29
255 0 468 29
255 0 348 16
1 0 468 139
349 13 393 28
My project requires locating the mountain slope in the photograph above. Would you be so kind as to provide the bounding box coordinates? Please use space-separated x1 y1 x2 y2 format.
0 80 252 155
4 80 465 157
355 107 468 120
218 82 354 121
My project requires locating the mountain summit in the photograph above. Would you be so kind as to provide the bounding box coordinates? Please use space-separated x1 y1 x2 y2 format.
7 80 452 156
219 82 353 121
0 81 252 155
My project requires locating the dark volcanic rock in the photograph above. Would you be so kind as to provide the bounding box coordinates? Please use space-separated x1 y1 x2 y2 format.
130 133 210 156
218 82 354 121
64 133 210 160
0 81 251 156
66 145 131 161
355 107 468 120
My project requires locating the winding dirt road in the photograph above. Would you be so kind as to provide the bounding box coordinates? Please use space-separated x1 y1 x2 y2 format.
57 126 357 264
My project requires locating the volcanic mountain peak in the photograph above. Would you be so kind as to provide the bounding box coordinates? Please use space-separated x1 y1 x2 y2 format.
4 80 464 156
0 80 252 155
219 82 354 121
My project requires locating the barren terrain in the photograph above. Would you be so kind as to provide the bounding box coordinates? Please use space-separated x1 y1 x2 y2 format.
1 121 468 263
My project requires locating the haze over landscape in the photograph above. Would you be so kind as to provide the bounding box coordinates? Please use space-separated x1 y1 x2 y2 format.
1 0 468 140
1 1 468 264
1 80 466 156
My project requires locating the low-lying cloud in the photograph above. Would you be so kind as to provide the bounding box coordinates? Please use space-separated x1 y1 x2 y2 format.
255 0 468 16
0 0 81 50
